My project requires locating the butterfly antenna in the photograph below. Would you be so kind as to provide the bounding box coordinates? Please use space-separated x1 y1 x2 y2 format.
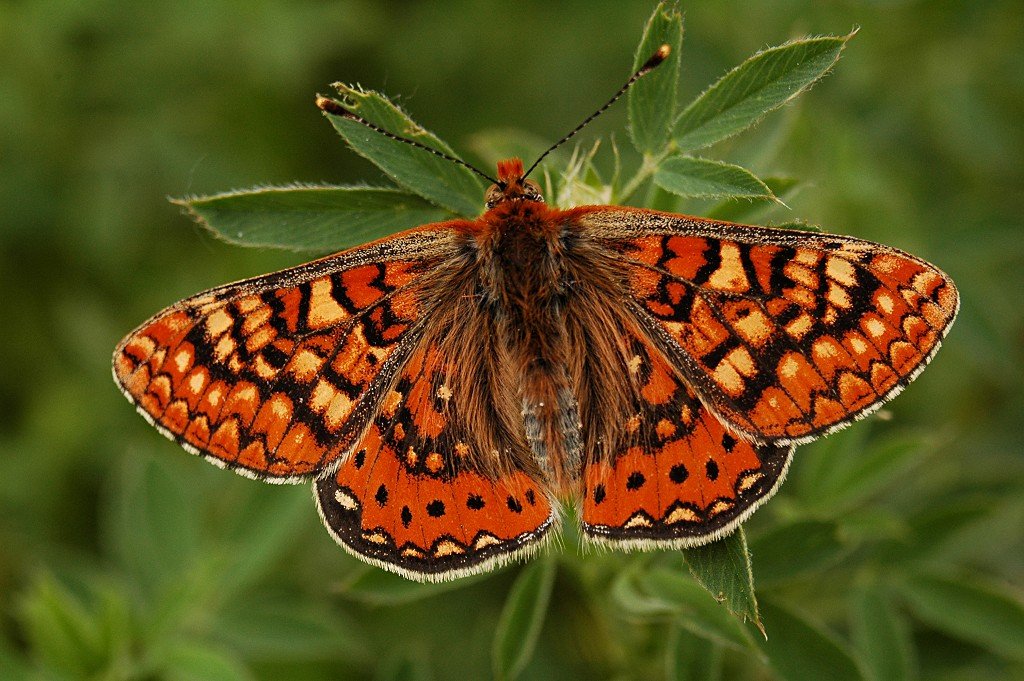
315 95 501 186
521 44 671 181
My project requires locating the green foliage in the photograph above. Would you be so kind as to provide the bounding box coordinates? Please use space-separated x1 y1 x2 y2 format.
2 2 1021 680
321 86 483 217
674 32 854 152
178 187 449 253
683 528 761 632
492 557 556 680
629 2 684 155
655 155 777 200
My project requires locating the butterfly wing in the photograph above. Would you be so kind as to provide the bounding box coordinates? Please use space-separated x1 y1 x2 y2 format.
578 207 959 445
314 340 556 581
112 226 462 482
580 329 792 546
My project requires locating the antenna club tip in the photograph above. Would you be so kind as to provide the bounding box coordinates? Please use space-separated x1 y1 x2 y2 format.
640 43 672 74
315 95 353 118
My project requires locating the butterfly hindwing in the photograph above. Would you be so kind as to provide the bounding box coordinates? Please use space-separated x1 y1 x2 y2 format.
581 330 792 546
314 341 556 581
112 227 460 482
577 207 959 444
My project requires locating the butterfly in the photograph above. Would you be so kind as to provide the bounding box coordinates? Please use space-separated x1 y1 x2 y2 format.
112 45 958 582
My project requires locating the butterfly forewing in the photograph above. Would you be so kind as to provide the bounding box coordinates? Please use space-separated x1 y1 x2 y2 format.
578 207 959 445
112 226 460 482
315 340 555 581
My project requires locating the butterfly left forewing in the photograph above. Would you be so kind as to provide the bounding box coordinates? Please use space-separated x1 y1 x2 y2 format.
315 340 556 581
576 207 958 444
113 227 459 481
580 330 792 547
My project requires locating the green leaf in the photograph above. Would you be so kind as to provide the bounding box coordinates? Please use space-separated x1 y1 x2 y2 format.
176 186 450 252
107 452 200 594
849 584 918 681
634 569 761 653
492 558 556 681
801 433 936 515
759 599 867 681
674 32 854 151
748 520 849 586
655 155 776 200
629 1 683 154
683 527 761 632
161 641 254 681
665 625 724 681
338 564 484 607
18 573 108 677
214 485 313 596
896 571 1024 661
610 567 684 620
321 86 484 216
213 595 359 661
705 176 800 222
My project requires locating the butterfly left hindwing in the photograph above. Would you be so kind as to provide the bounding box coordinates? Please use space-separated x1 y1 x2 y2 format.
315 340 556 581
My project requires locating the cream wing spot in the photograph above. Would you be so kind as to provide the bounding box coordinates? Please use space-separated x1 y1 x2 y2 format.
174 346 193 373
864 318 887 339
707 243 749 292
307 278 349 329
734 308 773 346
206 308 233 338
826 256 857 287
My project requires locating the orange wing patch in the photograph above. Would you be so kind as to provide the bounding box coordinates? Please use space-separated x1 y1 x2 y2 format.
581 333 792 546
113 234 448 481
582 208 959 444
315 342 554 581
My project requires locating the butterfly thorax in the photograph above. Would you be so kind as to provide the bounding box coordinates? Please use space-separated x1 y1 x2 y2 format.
467 194 581 487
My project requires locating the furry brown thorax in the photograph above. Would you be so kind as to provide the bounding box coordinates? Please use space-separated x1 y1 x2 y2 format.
422 158 639 494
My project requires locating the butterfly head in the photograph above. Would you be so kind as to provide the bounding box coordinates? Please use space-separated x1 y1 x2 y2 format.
485 157 544 210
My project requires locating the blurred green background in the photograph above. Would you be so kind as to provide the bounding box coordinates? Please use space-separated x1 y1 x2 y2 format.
2 1 1022 679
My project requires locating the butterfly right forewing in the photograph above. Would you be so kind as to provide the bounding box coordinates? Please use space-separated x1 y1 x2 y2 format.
577 206 958 445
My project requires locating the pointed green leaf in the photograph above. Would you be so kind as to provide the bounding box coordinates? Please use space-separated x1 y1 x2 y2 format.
748 520 849 586
629 1 683 154
896 572 1024 661
321 86 484 216
655 155 775 200
176 186 450 252
492 558 556 681
675 32 854 151
759 599 867 681
635 569 761 653
683 527 761 632
706 176 800 221
849 584 918 681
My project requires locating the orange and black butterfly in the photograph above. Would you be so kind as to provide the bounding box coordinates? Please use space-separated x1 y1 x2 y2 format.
113 45 957 582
